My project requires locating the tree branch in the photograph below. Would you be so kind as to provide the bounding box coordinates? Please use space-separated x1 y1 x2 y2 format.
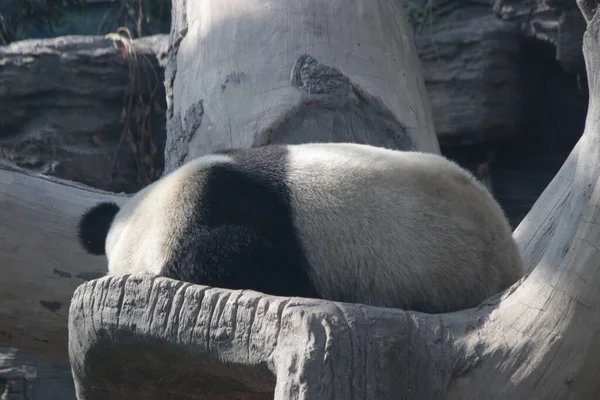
0 159 125 363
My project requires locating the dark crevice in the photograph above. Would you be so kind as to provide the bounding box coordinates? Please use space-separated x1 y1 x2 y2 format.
441 37 589 229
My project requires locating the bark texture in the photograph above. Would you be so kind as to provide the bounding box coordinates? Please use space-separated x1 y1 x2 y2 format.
68 0 600 398
162 0 439 174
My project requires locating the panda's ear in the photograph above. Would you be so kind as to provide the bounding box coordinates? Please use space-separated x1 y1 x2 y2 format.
77 202 120 256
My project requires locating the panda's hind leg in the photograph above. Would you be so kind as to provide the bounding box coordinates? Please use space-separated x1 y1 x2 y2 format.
161 224 321 300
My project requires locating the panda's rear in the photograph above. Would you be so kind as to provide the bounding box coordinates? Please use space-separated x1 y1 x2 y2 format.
283 143 523 312
78 143 524 314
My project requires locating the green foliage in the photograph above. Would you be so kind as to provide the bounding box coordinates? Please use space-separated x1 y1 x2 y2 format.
97 0 171 38
0 0 85 44
0 0 171 45
403 0 435 30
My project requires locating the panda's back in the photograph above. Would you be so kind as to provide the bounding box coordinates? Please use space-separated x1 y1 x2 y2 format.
109 143 522 313
279 143 522 311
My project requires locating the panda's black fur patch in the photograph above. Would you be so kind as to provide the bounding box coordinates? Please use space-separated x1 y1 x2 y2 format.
162 145 321 299
78 201 120 256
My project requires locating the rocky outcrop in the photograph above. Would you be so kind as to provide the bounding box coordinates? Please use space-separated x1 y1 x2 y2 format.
411 1 522 144
410 0 587 145
0 34 169 193
408 0 588 228
493 0 587 74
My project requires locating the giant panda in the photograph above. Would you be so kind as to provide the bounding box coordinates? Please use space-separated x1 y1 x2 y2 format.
77 142 524 314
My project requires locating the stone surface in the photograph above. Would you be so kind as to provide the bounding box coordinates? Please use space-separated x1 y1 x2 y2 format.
410 0 587 145
493 0 587 74
411 0 522 144
0 34 169 193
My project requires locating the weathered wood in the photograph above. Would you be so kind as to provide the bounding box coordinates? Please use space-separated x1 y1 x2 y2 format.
0 159 125 363
68 0 600 398
162 0 439 174
68 274 455 400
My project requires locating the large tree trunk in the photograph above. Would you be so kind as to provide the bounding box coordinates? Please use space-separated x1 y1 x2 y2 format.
162 0 439 173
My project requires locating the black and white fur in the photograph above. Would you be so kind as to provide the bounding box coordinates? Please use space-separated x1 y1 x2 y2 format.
78 142 524 313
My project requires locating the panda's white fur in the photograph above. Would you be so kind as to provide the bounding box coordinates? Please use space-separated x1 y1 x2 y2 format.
284 143 522 310
105 154 233 277
78 142 523 313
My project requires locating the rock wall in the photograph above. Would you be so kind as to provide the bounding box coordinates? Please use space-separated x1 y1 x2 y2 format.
405 0 588 229
493 0 586 74
410 0 587 145
0 34 168 194
411 1 522 144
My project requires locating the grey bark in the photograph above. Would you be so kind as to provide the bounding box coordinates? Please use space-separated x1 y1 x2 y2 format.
0 34 168 193
0 159 125 363
68 0 600 399
162 0 439 174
